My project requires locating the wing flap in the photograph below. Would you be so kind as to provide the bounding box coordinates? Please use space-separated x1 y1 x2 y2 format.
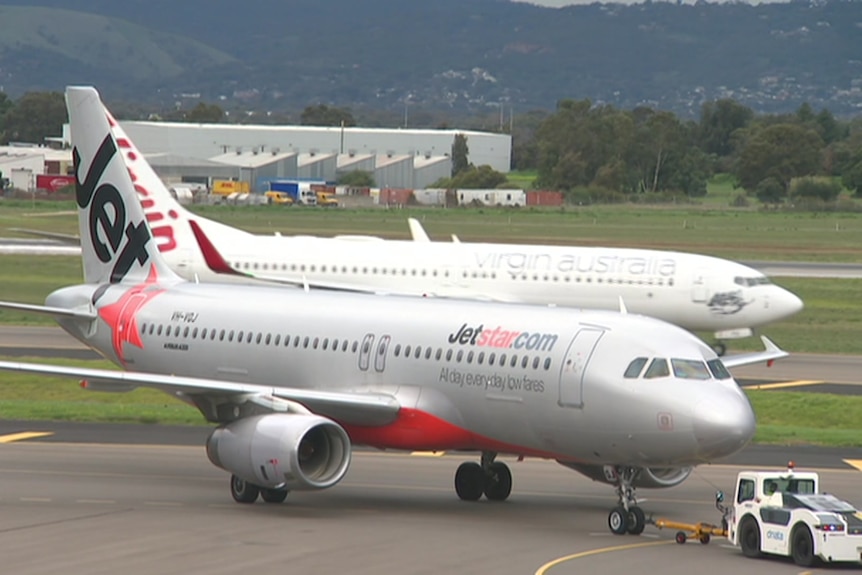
0 360 400 426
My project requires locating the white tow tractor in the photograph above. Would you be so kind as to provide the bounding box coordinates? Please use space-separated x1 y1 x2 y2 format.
725 462 862 566
650 463 862 567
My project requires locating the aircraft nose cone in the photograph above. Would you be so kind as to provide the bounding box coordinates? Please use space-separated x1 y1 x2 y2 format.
775 289 804 320
692 391 756 460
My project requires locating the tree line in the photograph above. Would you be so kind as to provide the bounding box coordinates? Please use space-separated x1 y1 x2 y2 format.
2 91 860 206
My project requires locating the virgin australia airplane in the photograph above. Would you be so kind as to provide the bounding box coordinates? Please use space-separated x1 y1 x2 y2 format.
97 103 802 356
0 87 784 536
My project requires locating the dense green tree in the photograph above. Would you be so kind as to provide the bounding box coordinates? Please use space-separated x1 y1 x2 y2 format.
337 170 375 187
735 123 824 194
434 165 507 189
842 161 862 197
814 108 845 145
698 99 754 157
300 104 355 127
755 177 786 205
185 102 225 123
790 176 842 202
1 91 66 145
451 133 470 176
0 92 13 142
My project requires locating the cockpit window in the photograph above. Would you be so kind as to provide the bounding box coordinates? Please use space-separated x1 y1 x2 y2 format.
671 359 711 380
707 359 732 380
624 357 648 379
644 358 670 379
734 276 773 287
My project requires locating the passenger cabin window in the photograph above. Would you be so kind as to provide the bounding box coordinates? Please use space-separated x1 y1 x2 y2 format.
707 359 732 380
670 359 711 380
624 357 649 379
644 358 670 379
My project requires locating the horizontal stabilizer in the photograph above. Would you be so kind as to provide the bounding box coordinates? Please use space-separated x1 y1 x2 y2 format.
722 336 789 369
0 301 96 320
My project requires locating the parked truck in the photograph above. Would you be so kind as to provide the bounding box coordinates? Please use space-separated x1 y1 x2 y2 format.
268 181 317 205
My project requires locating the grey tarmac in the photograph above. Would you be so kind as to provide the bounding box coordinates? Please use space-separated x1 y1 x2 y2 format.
0 441 859 575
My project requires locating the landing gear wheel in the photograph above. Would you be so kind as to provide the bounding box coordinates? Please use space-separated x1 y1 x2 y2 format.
483 462 513 501
260 487 289 504
739 517 762 558
675 531 687 545
791 526 817 567
608 507 629 535
712 342 727 356
454 462 484 501
699 533 711 545
626 506 646 535
230 475 260 504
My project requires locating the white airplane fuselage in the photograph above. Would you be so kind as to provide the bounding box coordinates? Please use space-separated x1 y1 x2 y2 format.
51 280 754 468
161 223 802 335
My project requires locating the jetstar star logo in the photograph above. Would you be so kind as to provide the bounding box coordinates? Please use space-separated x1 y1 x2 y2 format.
98 264 164 365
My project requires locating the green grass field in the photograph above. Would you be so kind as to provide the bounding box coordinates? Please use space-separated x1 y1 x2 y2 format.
1 195 861 444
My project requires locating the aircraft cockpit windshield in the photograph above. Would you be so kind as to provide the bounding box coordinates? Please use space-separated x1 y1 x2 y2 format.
734 276 772 287
623 357 732 380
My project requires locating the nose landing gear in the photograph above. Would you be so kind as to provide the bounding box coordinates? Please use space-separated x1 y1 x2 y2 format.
607 466 646 535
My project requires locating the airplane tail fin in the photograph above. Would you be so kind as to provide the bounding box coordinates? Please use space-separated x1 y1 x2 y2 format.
66 86 181 285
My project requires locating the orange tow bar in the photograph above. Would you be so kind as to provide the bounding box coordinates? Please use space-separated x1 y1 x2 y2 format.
649 518 727 545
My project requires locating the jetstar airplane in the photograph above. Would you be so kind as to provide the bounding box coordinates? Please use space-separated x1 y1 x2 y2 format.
0 87 785 536
93 105 802 356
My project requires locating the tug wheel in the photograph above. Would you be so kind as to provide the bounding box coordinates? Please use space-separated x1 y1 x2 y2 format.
699 533 711 545
675 531 687 544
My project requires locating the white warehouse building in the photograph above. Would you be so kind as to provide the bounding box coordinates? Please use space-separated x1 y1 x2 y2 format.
117 122 512 174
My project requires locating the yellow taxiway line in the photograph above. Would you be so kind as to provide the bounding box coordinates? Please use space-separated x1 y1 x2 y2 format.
742 380 824 391
535 540 673 575
843 460 862 472
0 431 54 443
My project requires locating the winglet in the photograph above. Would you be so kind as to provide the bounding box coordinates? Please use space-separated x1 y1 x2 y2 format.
721 335 789 369
408 218 431 242
189 220 246 277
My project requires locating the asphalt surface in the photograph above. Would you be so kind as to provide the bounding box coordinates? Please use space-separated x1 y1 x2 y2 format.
0 440 859 575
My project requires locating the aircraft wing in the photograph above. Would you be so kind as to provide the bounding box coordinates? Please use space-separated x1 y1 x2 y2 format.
0 360 400 426
0 301 97 320
721 336 789 369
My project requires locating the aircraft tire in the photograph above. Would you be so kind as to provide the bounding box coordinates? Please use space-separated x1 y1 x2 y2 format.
608 507 629 535
626 506 646 535
230 475 260 504
260 487 289 504
454 462 484 501
483 462 513 501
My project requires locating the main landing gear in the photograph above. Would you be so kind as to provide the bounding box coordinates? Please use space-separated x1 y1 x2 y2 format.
454 451 513 502
607 466 646 536
230 474 289 504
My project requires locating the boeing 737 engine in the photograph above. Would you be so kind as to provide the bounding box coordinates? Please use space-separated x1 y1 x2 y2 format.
206 414 352 503
561 463 692 488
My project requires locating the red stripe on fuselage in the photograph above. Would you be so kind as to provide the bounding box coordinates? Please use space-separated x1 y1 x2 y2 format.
340 407 567 460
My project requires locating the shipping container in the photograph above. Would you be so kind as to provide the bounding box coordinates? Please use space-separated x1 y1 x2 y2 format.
35 174 76 193
526 190 563 206
379 188 414 206
212 180 250 195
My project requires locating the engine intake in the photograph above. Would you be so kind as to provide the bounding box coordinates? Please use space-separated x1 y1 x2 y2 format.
561 462 692 488
207 414 351 490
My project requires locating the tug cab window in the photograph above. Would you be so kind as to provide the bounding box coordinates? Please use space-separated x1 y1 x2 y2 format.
624 357 648 379
643 358 670 379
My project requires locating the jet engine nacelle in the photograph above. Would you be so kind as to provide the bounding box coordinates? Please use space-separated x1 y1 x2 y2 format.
206 413 351 490
561 463 692 488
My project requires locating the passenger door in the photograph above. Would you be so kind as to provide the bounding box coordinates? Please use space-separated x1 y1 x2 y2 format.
558 328 604 408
